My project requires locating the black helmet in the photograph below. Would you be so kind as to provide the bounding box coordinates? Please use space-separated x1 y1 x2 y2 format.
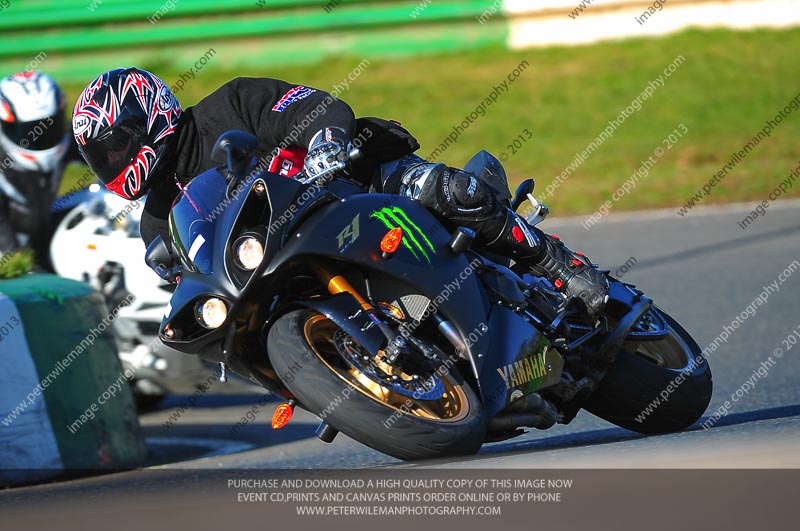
73 67 181 199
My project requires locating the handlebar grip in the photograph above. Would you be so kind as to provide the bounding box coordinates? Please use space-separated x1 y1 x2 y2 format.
348 147 362 161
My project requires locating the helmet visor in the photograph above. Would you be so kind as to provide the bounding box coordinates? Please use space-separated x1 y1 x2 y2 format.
78 115 148 185
1 114 66 150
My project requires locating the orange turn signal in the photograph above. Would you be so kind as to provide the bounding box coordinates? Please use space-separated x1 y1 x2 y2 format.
380 227 403 254
272 402 294 429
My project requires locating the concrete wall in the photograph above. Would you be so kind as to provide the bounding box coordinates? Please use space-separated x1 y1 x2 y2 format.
505 0 800 48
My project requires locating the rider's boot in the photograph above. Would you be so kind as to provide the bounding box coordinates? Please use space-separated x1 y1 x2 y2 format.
485 208 609 320
381 156 609 320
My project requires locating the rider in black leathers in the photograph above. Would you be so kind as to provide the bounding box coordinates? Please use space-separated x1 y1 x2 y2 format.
73 68 608 318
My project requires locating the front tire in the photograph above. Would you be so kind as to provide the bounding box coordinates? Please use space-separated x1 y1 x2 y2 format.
583 310 712 434
267 310 487 460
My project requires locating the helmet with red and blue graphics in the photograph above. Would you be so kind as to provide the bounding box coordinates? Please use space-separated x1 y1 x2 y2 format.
73 67 181 200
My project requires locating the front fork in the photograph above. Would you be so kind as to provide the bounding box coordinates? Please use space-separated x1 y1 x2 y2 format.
311 263 405 360
311 262 466 365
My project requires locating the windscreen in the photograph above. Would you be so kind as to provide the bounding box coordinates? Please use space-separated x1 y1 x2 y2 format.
168 168 227 274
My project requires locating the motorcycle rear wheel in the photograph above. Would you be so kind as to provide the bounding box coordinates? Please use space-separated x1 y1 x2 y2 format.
268 310 487 460
583 309 713 434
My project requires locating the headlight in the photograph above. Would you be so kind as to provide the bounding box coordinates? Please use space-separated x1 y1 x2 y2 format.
195 297 228 329
234 236 264 270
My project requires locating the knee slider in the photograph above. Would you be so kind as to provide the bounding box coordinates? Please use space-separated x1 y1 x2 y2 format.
399 163 499 222
446 168 491 209
398 162 447 207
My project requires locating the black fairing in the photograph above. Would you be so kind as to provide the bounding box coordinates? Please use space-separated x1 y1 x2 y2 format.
160 159 554 417
160 162 494 353
265 194 493 371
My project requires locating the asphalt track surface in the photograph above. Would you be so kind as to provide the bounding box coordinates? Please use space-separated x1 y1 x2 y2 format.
1 200 798 529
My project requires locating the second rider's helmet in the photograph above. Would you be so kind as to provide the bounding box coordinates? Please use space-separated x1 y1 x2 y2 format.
0 71 68 173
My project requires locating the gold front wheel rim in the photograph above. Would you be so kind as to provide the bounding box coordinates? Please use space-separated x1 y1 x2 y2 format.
302 314 469 422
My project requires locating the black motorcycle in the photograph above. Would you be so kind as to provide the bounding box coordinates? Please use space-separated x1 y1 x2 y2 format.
146 130 712 460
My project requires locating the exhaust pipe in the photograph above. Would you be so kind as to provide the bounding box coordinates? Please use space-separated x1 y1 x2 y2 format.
488 413 553 432
488 393 558 431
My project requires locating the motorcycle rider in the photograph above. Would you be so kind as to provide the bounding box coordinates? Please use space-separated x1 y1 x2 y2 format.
73 68 608 319
0 71 81 263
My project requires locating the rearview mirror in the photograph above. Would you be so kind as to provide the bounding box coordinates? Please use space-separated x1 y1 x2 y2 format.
511 178 535 212
211 130 258 178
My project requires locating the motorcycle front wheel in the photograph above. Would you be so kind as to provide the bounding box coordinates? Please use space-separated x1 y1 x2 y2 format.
268 310 486 460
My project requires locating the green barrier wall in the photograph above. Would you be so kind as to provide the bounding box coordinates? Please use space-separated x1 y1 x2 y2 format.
0 0 507 81
0 274 146 486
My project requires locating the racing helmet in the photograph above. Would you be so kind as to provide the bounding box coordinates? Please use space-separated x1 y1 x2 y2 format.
0 71 68 173
73 67 181 200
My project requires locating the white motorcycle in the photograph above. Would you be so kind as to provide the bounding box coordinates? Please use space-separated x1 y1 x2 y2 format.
49 185 256 407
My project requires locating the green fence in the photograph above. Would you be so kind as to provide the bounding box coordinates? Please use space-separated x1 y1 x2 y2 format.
0 0 507 81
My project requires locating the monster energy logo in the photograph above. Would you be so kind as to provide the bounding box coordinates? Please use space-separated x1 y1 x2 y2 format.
370 206 436 262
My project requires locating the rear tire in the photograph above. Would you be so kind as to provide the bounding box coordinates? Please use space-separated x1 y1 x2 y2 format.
268 310 487 460
583 310 712 434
